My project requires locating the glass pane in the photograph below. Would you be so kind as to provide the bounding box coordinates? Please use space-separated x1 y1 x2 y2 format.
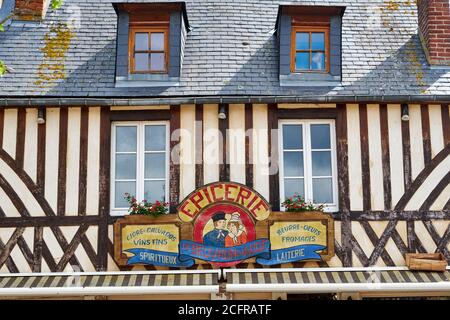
144 180 166 203
311 124 331 149
312 151 332 176
284 179 305 199
115 181 136 208
116 126 137 152
150 53 165 71
311 52 325 70
115 154 137 179
145 125 166 151
134 53 149 71
311 33 325 50
150 33 165 51
135 33 149 51
283 151 304 177
295 52 310 70
283 125 302 150
296 32 309 50
145 154 166 179
313 178 333 204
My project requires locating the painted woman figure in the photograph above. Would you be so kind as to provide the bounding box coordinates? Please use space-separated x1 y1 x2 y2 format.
225 212 247 247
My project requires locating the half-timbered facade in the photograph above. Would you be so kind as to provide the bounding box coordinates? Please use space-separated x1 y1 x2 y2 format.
0 0 449 300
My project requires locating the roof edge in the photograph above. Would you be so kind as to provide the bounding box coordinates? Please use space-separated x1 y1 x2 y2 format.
111 1 190 31
275 4 347 32
1 95 450 107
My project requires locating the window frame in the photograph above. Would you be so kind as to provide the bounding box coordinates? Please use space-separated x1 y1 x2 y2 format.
129 25 169 74
110 121 170 216
278 119 339 213
290 26 330 73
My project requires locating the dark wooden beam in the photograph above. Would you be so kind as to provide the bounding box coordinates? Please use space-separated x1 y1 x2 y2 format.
442 104 450 147
420 171 450 211
169 105 180 213
245 103 253 189
379 104 392 210
110 110 171 122
421 104 432 165
56 224 89 272
0 216 101 227
57 107 68 216
97 107 111 271
268 104 280 211
359 104 371 211
0 108 4 147
401 107 412 191
330 210 450 221
367 220 397 266
195 104 204 188
36 118 46 195
219 104 229 182
277 108 338 119
0 235 19 273
32 226 43 273
350 235 370 267
15 108 26 170
360 221 395 266
336 104 351 267
0 173 31 217
395 145 450 211
0 227 25 269
78 106 89 216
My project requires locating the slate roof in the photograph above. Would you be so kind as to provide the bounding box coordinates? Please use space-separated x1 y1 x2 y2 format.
0 0 450 98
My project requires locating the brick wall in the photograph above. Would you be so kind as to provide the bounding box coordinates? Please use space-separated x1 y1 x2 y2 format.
15 0 50 21
418 0 450 66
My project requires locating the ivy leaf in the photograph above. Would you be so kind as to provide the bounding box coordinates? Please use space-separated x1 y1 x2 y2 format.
0 60 7 77
51 0 64 10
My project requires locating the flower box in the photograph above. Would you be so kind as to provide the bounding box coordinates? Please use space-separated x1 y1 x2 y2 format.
406 253 448 272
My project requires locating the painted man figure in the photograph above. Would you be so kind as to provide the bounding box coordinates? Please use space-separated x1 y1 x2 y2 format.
203 212 229 247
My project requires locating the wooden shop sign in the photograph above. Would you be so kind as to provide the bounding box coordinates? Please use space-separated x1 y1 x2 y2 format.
114 182 335 268
113 215 187 267
264 212 335 264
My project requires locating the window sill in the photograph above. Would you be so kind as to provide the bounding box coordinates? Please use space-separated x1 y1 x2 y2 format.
280 73 341 87
115 74 180 88
110 210 128 217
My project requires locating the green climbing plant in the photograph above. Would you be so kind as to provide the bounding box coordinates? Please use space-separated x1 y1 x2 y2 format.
51 0 64 10
0 61 7 77
0 1 65 77
0 13 12 76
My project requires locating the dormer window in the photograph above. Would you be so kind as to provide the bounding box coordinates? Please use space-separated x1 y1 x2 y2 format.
276 5 345 87
113 2 190 88
130 27 169 73
292 27 329 73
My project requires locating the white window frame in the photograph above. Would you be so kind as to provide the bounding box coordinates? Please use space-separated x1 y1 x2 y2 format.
279 119 339 213
110 121 170 216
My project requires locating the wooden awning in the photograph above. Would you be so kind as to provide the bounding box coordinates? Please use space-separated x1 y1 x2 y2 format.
224 267 450 294
0 270 221 297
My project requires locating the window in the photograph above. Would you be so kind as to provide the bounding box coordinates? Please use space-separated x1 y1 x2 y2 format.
291 26 329 73
111 122 169 215
279 120 338 212
129 27 169 74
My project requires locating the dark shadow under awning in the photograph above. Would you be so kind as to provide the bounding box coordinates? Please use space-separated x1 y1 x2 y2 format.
0 270 221 297
224 267 450 294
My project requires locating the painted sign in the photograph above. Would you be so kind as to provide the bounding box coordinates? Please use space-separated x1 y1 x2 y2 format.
114 182 335 268
256 221 327 265
178 182 270 222
121 224 191 267
265 212 335 262
186 187 270 267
